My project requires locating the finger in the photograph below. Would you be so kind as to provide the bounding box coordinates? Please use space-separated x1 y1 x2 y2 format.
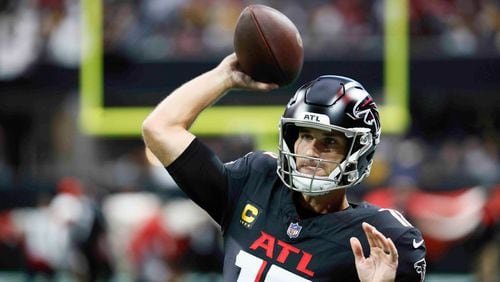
350 237 365 262
221 53 238 67
240 74 279 91
371 227 398 260
225 52 237 62
362 222 377 248
251 82 280 91
368 224 388 249
387 238 399 262
372 228 388 251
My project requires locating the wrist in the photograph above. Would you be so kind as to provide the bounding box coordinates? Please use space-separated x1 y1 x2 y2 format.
212 63 235 91
368 274 395 282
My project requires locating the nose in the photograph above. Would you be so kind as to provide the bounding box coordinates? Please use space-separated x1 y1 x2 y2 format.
304 139 321 158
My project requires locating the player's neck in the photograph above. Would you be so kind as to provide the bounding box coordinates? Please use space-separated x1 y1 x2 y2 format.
295 189 349 216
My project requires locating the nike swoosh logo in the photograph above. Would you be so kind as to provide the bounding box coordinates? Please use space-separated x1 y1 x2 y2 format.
413 239 424 248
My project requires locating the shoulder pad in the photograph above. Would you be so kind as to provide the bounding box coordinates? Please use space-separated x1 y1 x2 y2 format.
224 151 277 177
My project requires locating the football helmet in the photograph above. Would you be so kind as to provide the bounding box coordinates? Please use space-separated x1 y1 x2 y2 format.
277 75 381 195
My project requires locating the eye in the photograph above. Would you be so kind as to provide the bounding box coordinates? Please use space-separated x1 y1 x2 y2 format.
323 137 337 146
300 133 314 141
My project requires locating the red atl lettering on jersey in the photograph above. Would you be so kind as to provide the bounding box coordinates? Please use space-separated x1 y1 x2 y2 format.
249 231 315 277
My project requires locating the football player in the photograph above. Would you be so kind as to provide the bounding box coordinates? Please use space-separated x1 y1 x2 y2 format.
143 53 426 281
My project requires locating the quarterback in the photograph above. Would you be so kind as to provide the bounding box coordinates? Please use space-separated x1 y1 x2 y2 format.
142 53 426 281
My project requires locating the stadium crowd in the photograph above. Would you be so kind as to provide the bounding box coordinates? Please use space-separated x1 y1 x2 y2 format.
1 0 499 79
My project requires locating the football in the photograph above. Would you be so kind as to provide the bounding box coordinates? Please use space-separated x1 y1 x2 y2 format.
234 5 304 87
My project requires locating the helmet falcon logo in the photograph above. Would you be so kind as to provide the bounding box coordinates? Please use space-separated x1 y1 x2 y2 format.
348 95 381 141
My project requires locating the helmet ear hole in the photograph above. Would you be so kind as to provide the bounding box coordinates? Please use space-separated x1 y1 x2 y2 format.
358 149 375 176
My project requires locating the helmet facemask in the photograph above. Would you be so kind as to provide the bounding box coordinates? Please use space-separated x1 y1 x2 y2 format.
277 121 375 195
276 75 380 196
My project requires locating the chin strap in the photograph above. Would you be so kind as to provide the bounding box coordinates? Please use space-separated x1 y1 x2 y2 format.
291 172 338 195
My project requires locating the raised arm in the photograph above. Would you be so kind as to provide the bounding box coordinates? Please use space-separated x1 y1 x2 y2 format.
142 53 278 167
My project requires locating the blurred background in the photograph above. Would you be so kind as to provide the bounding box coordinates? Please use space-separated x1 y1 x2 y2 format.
0 0 499 281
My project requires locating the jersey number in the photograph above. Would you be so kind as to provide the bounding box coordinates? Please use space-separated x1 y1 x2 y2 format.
235 250 311 282
379 208 413 227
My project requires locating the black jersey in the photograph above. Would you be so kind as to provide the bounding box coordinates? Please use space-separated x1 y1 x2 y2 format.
167 139 426 282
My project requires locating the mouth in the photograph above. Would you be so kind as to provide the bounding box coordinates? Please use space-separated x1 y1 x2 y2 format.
298 165 328 176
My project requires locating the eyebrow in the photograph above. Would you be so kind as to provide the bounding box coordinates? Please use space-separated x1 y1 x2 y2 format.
299 129 342 138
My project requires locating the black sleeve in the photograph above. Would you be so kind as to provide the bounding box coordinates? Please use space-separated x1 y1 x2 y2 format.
394 228 427 282
166 138 228 224
368 208 427 282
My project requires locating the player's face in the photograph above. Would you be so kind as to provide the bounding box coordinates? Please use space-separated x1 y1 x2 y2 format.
294 128 348 177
